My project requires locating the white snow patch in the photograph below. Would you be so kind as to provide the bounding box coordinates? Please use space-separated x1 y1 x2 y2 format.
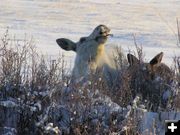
0 100 18 108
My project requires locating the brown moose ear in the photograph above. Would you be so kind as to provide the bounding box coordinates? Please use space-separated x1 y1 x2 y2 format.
56 38 76 52
149 52 163 66
127 53 140 66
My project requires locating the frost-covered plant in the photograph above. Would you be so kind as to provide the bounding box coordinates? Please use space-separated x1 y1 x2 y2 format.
0 30 68 134
0 30 179 135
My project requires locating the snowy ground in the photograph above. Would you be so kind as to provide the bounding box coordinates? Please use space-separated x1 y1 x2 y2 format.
0 0 180 68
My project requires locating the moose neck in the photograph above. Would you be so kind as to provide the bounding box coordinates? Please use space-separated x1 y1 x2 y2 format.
94 44 105 64
96 44 104 56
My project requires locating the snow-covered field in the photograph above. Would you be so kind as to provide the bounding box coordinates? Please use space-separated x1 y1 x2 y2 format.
0 0 180 67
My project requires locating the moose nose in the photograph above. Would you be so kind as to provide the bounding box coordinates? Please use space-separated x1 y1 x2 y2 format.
106 27 110 33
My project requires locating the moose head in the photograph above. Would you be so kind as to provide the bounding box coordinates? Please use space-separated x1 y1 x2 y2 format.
127 52 174 111
56 25 117 84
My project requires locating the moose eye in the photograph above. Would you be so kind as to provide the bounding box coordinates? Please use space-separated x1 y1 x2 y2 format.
80 37 86 43
99 31 103 35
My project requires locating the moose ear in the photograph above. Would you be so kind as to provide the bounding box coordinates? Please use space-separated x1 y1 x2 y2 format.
56 38 76 52
150 52 163 66
127 53 140 66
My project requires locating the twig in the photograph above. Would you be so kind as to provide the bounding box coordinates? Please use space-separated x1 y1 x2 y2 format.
177 18 180 46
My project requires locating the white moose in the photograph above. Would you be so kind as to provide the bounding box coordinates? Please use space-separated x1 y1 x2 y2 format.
56 25 117 85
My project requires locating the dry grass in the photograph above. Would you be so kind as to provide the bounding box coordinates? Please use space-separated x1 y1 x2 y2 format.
177 18 180 46
0 30 179 135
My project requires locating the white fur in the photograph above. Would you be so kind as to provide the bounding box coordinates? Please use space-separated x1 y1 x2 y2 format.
56 25 117 83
